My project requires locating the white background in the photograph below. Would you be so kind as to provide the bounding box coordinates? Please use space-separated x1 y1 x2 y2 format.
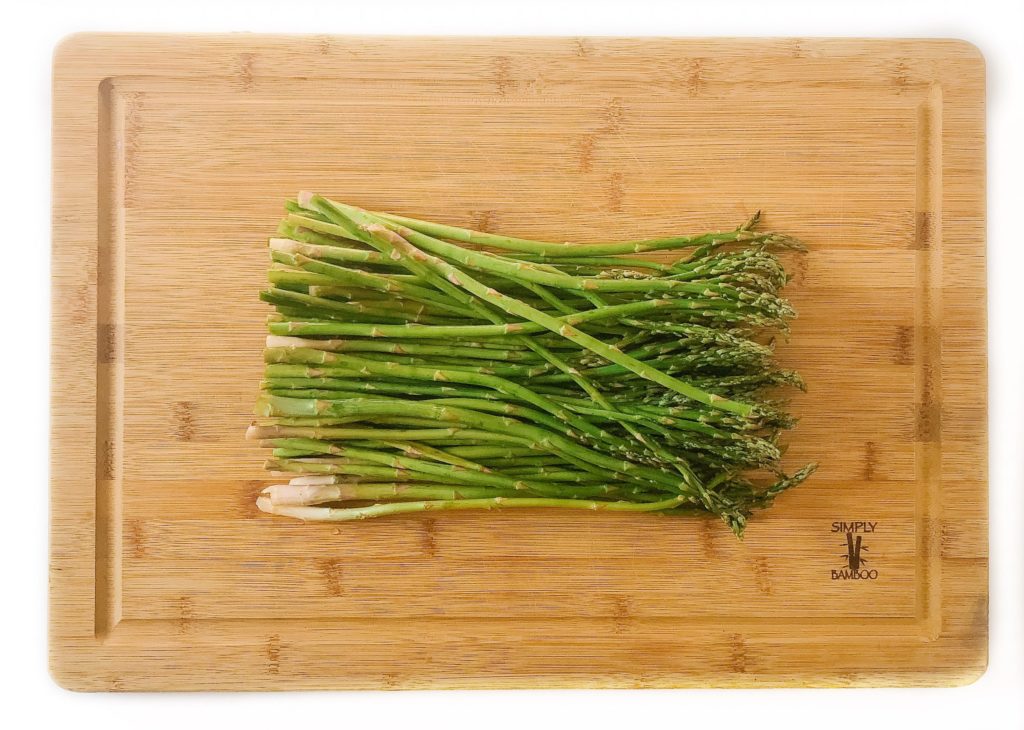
3 1 1020 727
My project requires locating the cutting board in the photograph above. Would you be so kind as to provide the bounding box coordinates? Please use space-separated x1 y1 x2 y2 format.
50 34 987 690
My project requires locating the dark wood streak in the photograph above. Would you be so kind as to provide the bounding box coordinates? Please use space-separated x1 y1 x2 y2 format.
913 211 934 250
750 556 772 595
420 516 438 557
238 53 255 91
178 596 194 635
319 558 344 597
101 438 115 480
611 595 632 635
601 97 624 134
688 58 705 96
607 172 624 212
576 135 596 173
172 401 197 441
97 323 117 364
893 58 911 93
471 210 496 233
266 634 281 675
492 56 515 96
729 633 748 673
893 325 914 365
791 250 810 286
863 441 878 481
128 519 146 559
916 358 941 442
700 518 717 560
939 521 956 557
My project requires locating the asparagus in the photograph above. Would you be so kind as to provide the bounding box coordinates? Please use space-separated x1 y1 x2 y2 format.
256 494 691 522
251 194 816 535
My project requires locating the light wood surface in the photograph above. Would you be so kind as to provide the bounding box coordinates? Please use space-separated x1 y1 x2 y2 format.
50 34 987 690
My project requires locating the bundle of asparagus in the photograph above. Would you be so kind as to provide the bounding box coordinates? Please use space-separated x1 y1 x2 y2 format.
249 193 815 535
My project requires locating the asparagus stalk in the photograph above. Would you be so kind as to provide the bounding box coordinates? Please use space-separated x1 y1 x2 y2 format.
366 209 793 259
257 494 690 521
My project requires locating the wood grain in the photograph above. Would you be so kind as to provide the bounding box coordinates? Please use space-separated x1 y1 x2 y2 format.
50 34 986 690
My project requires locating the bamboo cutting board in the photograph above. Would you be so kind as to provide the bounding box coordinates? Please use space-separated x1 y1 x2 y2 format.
50 34 987 690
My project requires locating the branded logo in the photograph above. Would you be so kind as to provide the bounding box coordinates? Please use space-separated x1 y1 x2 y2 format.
830 521 879 580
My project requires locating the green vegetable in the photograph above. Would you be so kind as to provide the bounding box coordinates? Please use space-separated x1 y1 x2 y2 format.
250 194 816 535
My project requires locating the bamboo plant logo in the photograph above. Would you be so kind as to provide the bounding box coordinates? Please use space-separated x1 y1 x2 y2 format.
844 533 867 570
831 521 879 580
